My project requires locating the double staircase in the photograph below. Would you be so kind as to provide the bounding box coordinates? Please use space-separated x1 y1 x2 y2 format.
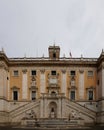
8 97 96 127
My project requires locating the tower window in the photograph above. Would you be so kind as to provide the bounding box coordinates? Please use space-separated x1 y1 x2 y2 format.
53 53 56 58
13 91 18 101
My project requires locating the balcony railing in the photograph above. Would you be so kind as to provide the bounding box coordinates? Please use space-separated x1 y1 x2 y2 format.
41 93 65 98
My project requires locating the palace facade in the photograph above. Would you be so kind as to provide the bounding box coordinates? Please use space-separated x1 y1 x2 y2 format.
0 45 104 127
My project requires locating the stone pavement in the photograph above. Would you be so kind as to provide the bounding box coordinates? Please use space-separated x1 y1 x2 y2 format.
0 126 104 130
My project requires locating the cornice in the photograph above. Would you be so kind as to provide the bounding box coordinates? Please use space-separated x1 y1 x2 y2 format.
8 59 98 67
0 52 9 66
0 52 98 68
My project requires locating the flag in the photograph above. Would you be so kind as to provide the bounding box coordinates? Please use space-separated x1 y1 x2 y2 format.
69 52 72 58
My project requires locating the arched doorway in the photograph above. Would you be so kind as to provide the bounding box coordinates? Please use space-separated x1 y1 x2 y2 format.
49 102 57 118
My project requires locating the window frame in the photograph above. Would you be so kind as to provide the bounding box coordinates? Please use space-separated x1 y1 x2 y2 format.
88 90 93 100
31 70 36 76
70 70 76 76
31 91 36 100
53 53 56 58
51 70 57 76
13 70 19 76
13 90 18 101
88 71 93 77
70 90 75 100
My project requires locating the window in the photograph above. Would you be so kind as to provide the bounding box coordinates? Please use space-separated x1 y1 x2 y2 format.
32 91 36 100
14 70 18 76
51 71 56 75
70 71 76 76
13 91 18 100
53 53 56 58
88 91 93 100
31 70 36 76
88 71 93 77
70 91 75 100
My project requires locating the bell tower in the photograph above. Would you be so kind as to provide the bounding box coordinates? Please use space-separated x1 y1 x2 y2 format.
48 45 60 60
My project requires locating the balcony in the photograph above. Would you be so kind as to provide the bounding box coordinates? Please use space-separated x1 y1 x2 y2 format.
41 93 65 99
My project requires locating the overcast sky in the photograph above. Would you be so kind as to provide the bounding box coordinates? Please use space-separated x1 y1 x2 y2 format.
0 0 104 58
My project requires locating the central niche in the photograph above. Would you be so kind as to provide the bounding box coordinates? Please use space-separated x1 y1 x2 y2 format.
49 102 57 119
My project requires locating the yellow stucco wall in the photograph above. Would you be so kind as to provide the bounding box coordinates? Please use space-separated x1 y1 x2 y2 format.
8 67 97 101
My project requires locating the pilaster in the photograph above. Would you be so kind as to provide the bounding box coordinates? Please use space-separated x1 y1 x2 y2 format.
79 69 84 100
61 70 67 96
22 69 28 100
40 69 45 94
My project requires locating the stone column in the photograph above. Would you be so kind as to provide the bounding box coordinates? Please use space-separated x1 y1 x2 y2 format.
22 69 28 100
40 69 45 94
79 69 84 100
61 70 67 96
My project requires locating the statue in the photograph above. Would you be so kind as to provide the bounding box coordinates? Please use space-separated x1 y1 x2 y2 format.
69 110 81 120
50 108 55 118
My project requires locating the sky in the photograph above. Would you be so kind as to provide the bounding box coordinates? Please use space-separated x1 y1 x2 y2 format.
0 0 104 58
